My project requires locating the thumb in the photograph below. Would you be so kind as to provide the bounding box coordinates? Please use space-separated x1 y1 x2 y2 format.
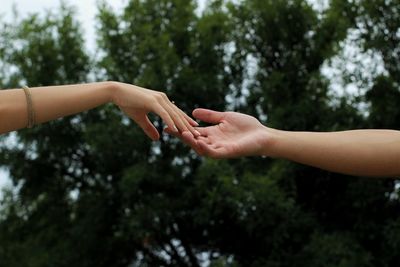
192 108 225 124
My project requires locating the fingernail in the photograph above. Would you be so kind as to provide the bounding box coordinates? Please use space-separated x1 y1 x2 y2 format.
193 121 199 126
174 126 179 132
195 130 201 136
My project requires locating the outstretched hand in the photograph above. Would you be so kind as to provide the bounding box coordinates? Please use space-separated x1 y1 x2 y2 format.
166 108 273 158
112 82 200 141
166 108 400 177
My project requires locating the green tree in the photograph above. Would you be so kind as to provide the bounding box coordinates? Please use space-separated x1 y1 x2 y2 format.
359 0 400 130
1 1 399 267
357 1 400 265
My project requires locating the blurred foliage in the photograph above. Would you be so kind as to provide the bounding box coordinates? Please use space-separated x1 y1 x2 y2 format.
0 0 399 266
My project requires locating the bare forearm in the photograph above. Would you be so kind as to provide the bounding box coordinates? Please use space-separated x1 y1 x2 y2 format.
0 82 115 134
267 128 400 177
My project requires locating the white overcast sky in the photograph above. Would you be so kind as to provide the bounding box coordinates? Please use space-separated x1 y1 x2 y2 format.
0 0 208 50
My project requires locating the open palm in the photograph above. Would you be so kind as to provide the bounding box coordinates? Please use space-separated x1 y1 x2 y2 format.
168 109 271 158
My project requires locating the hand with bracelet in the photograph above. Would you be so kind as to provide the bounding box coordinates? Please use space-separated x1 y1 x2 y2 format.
0 81 200 140
167 108 400 177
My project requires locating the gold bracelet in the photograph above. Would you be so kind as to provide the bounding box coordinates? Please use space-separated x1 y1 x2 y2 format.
22 85 36 128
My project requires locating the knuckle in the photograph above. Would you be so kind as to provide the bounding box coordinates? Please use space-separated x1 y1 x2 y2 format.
156 92 168 101
154 94 163 101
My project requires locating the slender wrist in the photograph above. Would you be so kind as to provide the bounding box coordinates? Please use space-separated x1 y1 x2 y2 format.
259 126 287 158
103 81 121 104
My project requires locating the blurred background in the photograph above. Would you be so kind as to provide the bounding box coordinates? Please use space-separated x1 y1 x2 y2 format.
1 0 400 266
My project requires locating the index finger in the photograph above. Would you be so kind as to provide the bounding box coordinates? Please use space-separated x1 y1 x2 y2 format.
152 104 178 132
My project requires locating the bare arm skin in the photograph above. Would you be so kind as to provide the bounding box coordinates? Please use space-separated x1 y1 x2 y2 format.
0 82 199 140
270 129 400 177
167 108 400 177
